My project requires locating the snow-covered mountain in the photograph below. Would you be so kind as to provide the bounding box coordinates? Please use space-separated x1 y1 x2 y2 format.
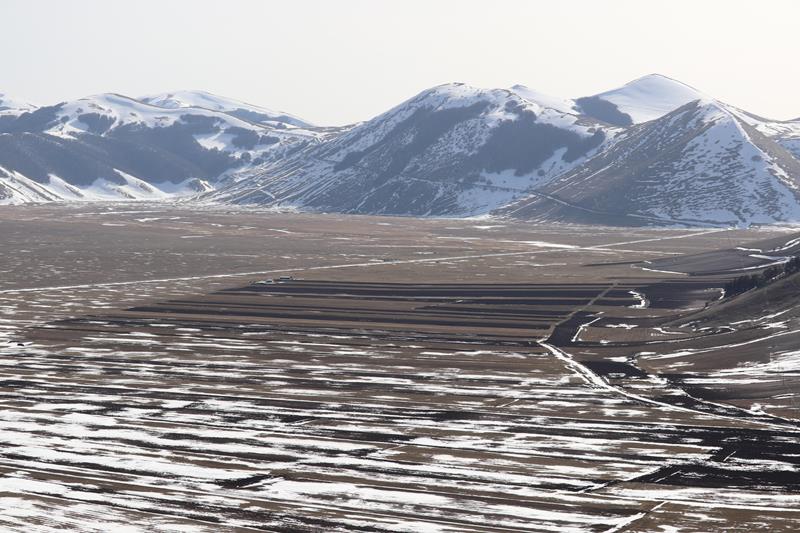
201 83 616 215
3 75 800 227
574 74 705 126
140 90 312 128
0 92 35 114
510 74 705 127
0 92 320 205
729 108 800 160
508 86 578 115
498 99 800 226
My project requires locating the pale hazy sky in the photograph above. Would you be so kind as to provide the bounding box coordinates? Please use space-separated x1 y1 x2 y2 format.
2 0 798 126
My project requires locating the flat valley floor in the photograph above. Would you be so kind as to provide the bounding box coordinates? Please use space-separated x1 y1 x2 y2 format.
0 204 798 532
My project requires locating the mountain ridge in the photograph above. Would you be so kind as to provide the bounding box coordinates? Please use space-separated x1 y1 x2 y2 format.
0 91 321 204
496 99 800 226
2 76 799 227
139 90 313 128
199 82 616 216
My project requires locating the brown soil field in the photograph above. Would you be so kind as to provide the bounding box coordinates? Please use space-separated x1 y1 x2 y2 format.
0 204 798 532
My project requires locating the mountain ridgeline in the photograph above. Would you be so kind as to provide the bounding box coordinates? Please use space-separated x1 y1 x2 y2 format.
2 75 800 226
0 92 320 202
201 85 612 215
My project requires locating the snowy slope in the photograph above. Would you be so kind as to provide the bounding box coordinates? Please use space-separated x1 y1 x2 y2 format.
575 74 706 126
509 85 578 115
0 93 320 203
498 99 800 226
0 92 35 114
46 93 262 137
141 90 312 128
1 76 799 220
44 93 319 158
0 165 212 205
202 83 616 215
728 108 800 160
513 75 705 127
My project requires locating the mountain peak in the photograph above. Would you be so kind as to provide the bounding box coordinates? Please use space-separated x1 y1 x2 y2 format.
418 82 488 99
398 83 520 116
626 72 696 87
141 89 247 110
140 90 312 128
509 85 578 115
499 93 800 226
0 92 36 113
577 74 706 125
617 73 704 99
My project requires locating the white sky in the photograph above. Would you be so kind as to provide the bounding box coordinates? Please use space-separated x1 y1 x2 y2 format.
1 0 798 126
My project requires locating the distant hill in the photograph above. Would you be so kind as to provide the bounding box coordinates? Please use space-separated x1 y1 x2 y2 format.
0 92 320 203
3 76 800 226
